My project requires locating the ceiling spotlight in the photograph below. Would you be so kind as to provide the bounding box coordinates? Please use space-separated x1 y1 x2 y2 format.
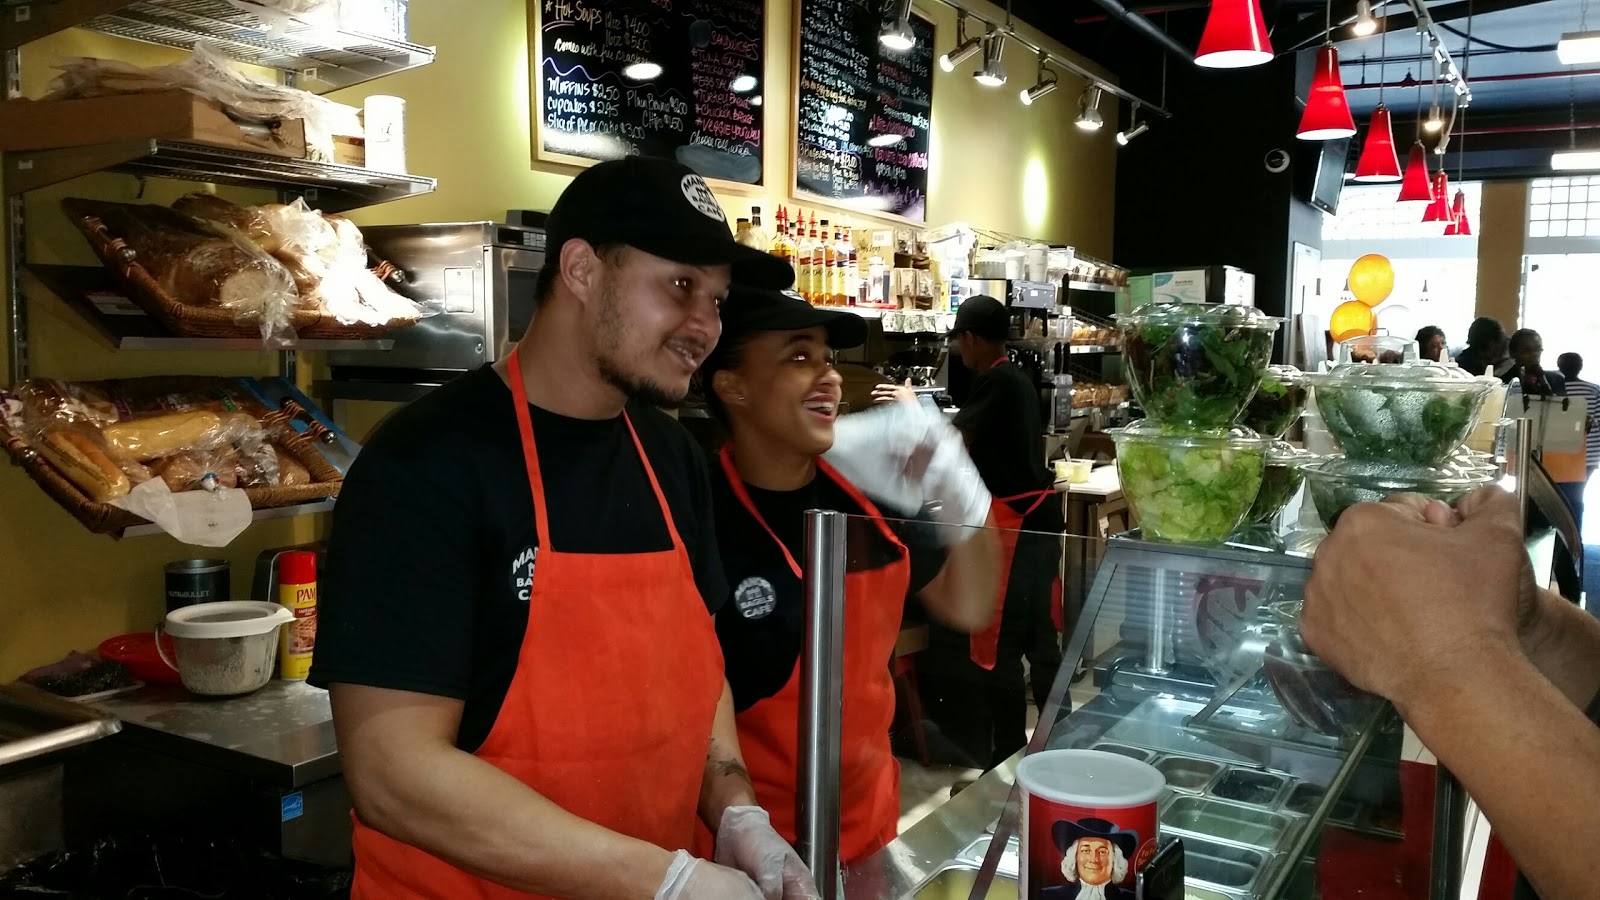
622 61 662 81
1116 122 1149 145
1351 0 1378 36
973 31 1007 87
1558 31 1600 64
1075 85 1105 131
730 74 758 93
867 133 906 147
940 13 983 72
880 0 915 50
1020 54 1058 105
1422 102 1444 133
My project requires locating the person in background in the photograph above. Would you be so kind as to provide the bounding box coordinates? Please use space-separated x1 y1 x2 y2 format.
1506 329 1565 396
1301 488 1600 900
698 285 999 865
1454 317 1509 379
312 157 818 900
1414 326 1448 363
1556 352 1600 531
884 295 1065 769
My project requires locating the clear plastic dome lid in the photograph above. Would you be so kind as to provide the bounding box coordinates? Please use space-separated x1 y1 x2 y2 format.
1306 360 1490 391
1265 441 1318 466
1336 334 1420 365
1117 302 1282 331
1108 419 1269 450
1309 456 1496 489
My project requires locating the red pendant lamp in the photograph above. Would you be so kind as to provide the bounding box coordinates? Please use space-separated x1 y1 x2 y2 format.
1353 103 1403 181
1423 170 1451 222
1398 142 1433 202
1456 208 1474 235
1298 43 1357 140
1196 0 1274 68
1444 190 1471 235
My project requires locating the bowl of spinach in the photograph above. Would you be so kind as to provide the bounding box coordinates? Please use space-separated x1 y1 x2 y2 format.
1248 442 1316 526
1306 362 1497 466
1302 457 1495 529
1241 366 1308 439
1120 303 1280 430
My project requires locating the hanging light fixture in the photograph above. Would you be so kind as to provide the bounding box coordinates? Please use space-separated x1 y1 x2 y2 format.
1196 0 1273 68
1298 44 1357 139
940 13 983 73
879 0 915 50
1354 26 1401 181
1020 53 1059 105
1118 121 1150 145
1446 21 1474 235
1352 0 1379 36
1444 189 1468 234
1398 142 1434 201
1426 170 1452 221
1075 86 1105 130
973 31 1007 87
1422 53 1445 133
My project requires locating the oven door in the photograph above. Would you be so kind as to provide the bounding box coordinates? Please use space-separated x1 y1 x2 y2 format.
490 247 544 363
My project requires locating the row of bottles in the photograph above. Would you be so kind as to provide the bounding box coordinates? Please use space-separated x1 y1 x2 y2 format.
732 205 865 307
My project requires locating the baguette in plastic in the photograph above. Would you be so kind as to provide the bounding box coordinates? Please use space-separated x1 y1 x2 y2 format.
37 430 130 501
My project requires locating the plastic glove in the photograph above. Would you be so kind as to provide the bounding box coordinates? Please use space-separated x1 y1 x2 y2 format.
654 849 767 900
714 806 823 900
824 402 992 539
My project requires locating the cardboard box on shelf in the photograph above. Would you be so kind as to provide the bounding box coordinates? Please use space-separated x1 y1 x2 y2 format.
0 91 308 159
331 135 366 167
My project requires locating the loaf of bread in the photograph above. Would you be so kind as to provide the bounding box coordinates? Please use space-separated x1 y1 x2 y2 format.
95 203 298 315
151 451 240 492
171 193 285 255
102 410 223 461
37 431 130 502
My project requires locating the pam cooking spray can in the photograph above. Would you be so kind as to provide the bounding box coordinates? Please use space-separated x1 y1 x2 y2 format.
277 551 318 681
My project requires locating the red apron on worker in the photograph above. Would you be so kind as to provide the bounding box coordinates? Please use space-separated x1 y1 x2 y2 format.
349 349 725 899
969 489 1055 669
717 447 908 865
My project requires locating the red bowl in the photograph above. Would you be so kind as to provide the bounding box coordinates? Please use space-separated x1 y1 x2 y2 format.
99 632 181 684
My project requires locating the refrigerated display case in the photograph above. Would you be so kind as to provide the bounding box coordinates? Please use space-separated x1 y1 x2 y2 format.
810 517 1457 900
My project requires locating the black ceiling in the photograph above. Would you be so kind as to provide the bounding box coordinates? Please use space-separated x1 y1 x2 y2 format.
968 0 1600 179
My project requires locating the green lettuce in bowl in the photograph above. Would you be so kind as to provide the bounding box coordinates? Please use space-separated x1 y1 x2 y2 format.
1110 421 1269 544
1248 442 1317 526
1120 303 1281 430
1241 366 1308 439
1306 362 1497 467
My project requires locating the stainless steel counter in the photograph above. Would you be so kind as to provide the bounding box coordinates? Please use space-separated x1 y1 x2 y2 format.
89 681 337 788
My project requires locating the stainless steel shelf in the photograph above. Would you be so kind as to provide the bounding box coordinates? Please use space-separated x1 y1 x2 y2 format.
121 497 334 537
1068 343 1121 354
1066 280 1128 294
5 139 436 210
29 264 397 350
2 0 435 92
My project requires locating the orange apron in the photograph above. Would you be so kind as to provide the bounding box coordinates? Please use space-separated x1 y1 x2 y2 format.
969 489 1055 669
715 447 909 865
349 348 725 899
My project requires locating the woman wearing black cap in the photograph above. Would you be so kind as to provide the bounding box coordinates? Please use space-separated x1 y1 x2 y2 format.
697 285 1000 865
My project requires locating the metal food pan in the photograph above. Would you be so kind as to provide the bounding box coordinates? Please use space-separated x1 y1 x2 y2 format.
1168 832 1270 894
1161 795 1297 853
956 836 1020 877
1089 741 1159 763
901 864 1018 899
1209 766 1293 809
1152 753 1225 794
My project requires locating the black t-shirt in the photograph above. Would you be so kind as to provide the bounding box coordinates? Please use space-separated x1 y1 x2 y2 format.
952 360 1058 527
309 365 727 753
711 464 948 713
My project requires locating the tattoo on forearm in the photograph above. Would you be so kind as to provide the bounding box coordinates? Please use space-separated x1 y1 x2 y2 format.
711 754 750 782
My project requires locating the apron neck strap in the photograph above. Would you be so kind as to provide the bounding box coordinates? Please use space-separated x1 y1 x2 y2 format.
509 349 684 551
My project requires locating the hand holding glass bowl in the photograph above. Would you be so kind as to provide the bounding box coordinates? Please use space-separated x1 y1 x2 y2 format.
1119 303 1282 430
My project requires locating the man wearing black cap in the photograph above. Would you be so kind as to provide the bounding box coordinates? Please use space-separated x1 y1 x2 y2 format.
698 285 998 866
312 158 816 899
890 294 1064 769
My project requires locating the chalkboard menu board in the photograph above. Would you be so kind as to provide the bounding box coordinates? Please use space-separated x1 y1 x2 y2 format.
794 0 935 222
535 0 766 185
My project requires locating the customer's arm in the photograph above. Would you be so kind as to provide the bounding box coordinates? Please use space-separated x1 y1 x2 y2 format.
1390 645 1600 900
1303 487 1600 898
1521 585 1600 708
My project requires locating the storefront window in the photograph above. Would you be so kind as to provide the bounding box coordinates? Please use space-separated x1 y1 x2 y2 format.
1523 178 1600 370
1317 183 1482 352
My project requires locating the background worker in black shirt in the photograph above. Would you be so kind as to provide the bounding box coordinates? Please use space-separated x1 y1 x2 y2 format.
879 295 1065 768
311 157 817 900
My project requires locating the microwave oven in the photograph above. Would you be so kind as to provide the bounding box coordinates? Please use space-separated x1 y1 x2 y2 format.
328 221 546 379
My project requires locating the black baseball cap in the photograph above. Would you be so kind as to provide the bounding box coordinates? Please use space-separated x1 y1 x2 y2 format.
949 295 1010 341
718 284 869 351
545 156 793 289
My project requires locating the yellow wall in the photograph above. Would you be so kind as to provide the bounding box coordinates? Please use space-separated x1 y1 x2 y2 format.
0 0 1118 680
1475 180 1528 328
